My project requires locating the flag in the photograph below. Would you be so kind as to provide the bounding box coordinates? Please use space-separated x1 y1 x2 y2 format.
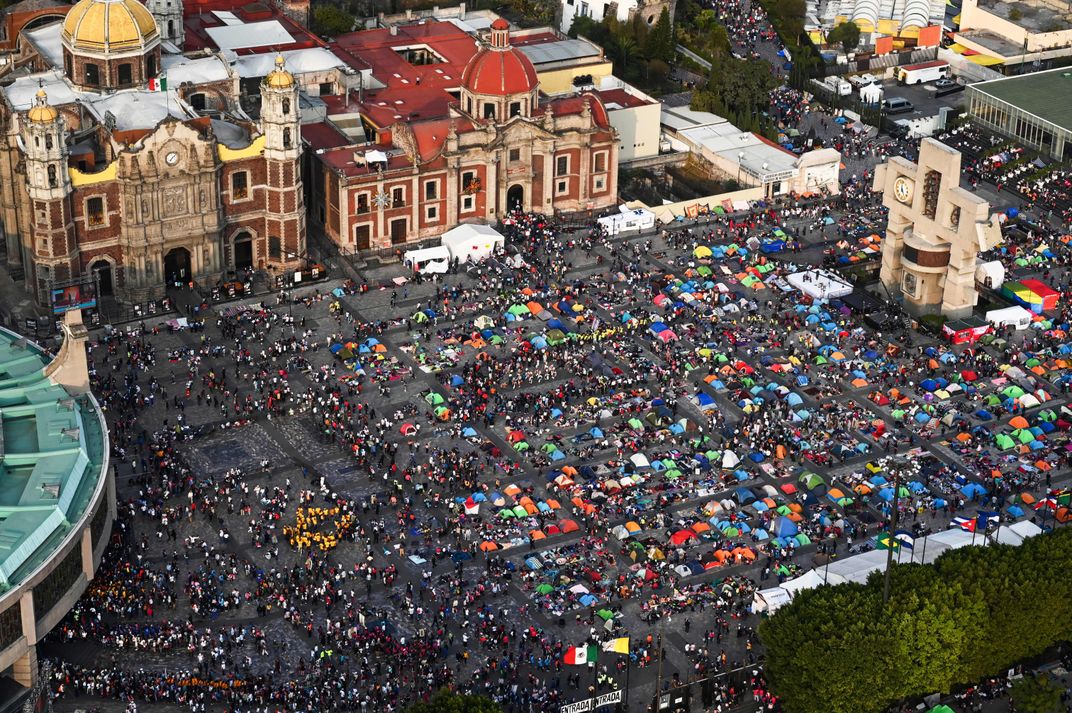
976 510 999 531
563 645 598 665
875 532 899 551
894 529 915 550
953 517 976 532
148 75 167 92
603 637 629 654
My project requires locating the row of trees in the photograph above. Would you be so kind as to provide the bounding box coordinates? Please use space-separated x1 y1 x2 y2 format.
405 689 503 713
759 528 1072 713
690 55 778 134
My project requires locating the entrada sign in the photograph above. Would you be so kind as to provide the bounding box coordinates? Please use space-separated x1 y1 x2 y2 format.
560 690 623 713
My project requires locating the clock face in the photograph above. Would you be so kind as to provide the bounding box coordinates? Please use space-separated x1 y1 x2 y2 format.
165 151 179 166
894 176 914 204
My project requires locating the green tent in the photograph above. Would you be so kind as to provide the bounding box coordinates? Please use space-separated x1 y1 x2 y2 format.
928 706 955 713
425 392 445 405
499 508 515 519
995 433 1016 450
508 304 529 315
1016 429 1035 444
411 311 429 323
1003 385 1026 399
536 583 554 594
512 505 528 518
799 472 825 490
597 609 614 621
628 418 644 430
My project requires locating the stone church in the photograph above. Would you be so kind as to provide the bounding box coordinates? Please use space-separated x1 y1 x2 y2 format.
312 19 620 251
0 0 305 306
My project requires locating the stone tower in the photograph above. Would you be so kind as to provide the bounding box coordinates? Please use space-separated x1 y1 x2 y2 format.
21 89 77 298
260 55 306 270
146 0 184 47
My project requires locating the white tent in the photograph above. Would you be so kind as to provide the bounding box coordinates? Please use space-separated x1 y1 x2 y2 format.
992 520 1043 545
975 260 1005 289
781 568 847 595
822 549 888 584
986 305 1033 330
441 224 505 264
859 82 883 104
787 270 853 299
598 206 656 236
403 245 450 273
721 450 740 468
753 586 792 614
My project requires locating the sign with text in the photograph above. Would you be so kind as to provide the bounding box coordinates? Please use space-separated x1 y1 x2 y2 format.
560 689 622 713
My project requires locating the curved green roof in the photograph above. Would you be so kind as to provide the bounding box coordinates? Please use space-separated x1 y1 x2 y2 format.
0 329 108 591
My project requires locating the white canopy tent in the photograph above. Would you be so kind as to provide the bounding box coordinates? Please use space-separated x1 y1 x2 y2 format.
787 270 853 300
986 305 1033 330
441 224 505 264
991 520 1043 545
753 587 792 614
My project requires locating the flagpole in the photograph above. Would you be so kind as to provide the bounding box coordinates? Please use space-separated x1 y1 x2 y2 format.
625 652 632 711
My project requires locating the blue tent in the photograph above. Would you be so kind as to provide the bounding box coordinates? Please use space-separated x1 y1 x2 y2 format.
1007 504 1025 517
920 379 938 392
786 392 804 407
590 427 604 438
697 392 715 407
773 516 798 538
735 487 756 504
451 375 465 386
462 427 478 437
749 452 765 463
961 483 987 499
975 409 993 421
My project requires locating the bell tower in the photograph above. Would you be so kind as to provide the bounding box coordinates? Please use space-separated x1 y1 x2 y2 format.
147 0 184 47
21 89 78 299
260 55 305 270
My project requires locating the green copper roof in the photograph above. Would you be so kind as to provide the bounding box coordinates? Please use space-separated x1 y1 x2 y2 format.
0 330 107 591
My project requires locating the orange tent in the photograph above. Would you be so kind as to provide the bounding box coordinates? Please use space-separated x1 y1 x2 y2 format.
1009 416 1030 429
480 541 498 551
530 530 546 540
1020 492 1036 505
526 301 544 315
955 432 972 442
503 484 522 496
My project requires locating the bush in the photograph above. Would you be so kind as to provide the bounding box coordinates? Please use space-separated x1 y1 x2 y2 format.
760 528 1072 713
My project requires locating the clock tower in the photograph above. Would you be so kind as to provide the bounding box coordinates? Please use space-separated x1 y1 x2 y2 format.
874 138 1002 317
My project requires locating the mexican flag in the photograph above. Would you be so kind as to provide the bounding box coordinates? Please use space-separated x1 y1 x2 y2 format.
602 637 629 654
563 645 598 665
148 75 167 92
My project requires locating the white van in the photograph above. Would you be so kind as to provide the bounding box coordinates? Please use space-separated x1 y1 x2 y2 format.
823 76 852 96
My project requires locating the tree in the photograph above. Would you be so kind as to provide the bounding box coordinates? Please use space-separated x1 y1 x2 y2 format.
405 689 504 713
568 15 604 41
1010 675 1063 713
644 7 674 63
826 21 861 52
312 5 355 36
606 33 639 73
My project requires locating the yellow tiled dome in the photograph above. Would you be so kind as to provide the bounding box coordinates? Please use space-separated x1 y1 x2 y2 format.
62 0 159 54
27 89 58 124
264 54 294 89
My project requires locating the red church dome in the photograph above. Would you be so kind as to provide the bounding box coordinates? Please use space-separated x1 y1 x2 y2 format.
461 20 538 97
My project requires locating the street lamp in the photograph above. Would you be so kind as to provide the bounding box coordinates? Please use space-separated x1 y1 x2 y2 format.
882 455 908 605
737 152 745 185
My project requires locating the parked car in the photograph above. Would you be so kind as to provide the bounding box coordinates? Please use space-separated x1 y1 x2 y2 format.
882 97 914 114
848 73 878 88
935 78 965 97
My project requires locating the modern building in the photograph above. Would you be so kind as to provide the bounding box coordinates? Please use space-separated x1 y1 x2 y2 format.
661 106 841 197
874 138 1002 317
966 67 1072 160
0 0 308 308
953 0 1072 67
0 309 114 690
557 0 673 36
308 19 620 251
807 0 944 34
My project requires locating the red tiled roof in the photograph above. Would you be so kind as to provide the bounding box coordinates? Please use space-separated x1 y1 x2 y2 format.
595 88 652 110
461 45 537 96
544 93 611 128
181 0 320 53
300 122 349 151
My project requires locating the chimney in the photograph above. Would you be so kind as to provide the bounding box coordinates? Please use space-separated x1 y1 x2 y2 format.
389 25 397 35
459 2 466 14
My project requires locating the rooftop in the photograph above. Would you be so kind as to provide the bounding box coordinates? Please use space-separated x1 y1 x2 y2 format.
975 0 1072 33
181 0 319 54
0 328 107 592
970 67 1072 131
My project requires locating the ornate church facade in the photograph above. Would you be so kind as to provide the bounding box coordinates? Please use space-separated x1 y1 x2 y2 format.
0 0 305 306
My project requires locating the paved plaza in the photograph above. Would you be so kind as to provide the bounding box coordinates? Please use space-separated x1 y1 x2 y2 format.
28 166 1072 713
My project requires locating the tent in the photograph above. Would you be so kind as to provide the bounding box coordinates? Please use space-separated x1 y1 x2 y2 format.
786 270 852 299
441 223 505 264
403 245 450 273
985 305 1033 330
991 520 1042 545
752 587 792 613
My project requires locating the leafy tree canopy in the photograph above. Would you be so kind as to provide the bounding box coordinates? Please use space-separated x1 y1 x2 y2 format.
404 689 505 713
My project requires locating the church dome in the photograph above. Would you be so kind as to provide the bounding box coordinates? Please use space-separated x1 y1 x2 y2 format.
62 0 159 54
27 89 58 124
461 20 537 97
264 54 295 89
